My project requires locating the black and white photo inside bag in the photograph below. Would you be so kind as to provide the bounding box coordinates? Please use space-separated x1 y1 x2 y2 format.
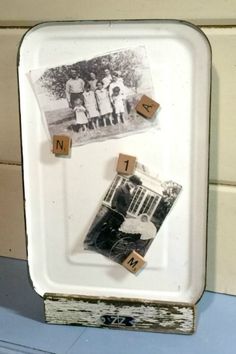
84 164 182 265
29 46 160 147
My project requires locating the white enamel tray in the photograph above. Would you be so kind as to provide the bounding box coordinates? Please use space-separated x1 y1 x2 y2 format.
18 20 211 304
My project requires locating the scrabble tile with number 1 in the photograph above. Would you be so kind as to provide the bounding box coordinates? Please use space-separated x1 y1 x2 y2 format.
116 153 137 175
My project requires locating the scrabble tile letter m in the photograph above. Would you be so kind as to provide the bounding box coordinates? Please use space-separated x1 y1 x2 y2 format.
122 251 146 274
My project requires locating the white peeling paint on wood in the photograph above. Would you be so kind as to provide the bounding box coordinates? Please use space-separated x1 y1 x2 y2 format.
44 295 195 334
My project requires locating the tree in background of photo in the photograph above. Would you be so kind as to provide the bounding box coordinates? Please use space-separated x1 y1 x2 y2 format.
39 48 144 100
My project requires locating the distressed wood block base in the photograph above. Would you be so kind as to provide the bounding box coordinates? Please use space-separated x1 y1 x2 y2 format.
44 293 196 334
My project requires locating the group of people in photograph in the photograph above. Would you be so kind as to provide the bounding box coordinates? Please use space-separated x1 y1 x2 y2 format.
65 68 128 132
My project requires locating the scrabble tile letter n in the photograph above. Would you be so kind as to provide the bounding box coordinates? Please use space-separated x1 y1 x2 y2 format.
135 95 160 119
53 135 71 156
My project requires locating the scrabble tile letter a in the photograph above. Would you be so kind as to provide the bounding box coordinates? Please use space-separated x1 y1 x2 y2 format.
135 95 160 119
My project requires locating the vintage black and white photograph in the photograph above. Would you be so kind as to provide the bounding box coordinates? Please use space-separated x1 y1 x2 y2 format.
84 168 182 264
30 46 158 146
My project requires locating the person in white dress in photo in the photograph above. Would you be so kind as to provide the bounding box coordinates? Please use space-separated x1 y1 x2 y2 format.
95 81 113 127
73 97 88 132
109 72 126 100
111 86 125 124
83 83 100 129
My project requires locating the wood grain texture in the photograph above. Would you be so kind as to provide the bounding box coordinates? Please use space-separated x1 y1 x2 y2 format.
135 95 160 119
52 135 71 156
44 294 195 334
0 0 236 26
122 250 146 273
116 153 137 175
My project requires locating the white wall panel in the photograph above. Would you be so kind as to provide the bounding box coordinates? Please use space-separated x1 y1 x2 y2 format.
0 0 236 26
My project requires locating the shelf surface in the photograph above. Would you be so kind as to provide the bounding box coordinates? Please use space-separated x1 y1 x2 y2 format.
0 256 235 354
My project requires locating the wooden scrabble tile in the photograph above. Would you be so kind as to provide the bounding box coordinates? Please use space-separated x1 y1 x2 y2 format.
122 250 146 274
135 95 160 119
116 153 136 175
52 135 71 156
